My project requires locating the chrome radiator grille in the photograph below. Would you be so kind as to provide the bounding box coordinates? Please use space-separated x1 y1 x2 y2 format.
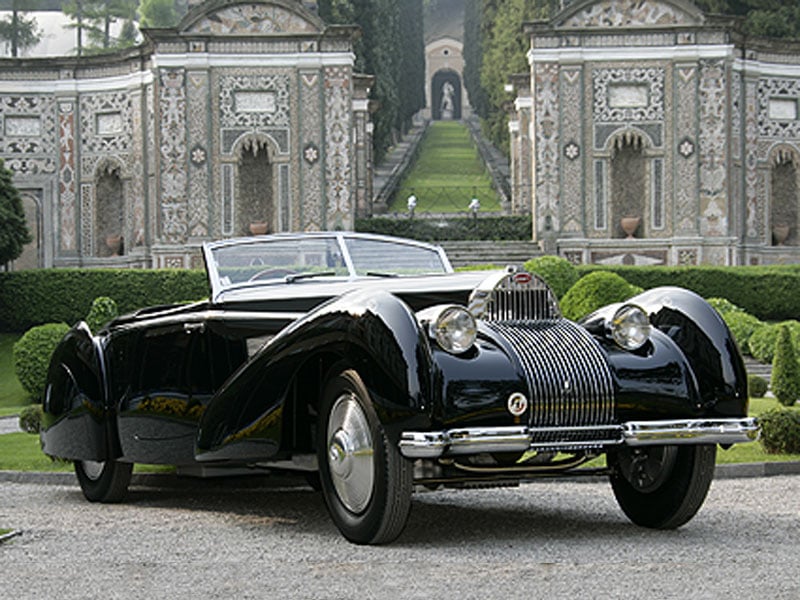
469 272 559 322
485 320 615 432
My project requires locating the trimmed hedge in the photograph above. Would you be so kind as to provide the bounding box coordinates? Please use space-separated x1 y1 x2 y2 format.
0 269 207 332
355 216 532 241
523 256 579 299
759 408 800 454
748 321 800 364
578 264 800 321
772 325 800 407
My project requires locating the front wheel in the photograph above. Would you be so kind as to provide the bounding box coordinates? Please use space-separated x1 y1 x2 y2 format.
317 369 413 544
608 444 716 529
75 459 133 503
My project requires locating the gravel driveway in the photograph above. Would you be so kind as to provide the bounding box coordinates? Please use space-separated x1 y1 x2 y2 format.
1 473 798 599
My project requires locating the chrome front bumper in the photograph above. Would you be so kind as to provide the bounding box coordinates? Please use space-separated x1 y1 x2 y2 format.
398 418 759 459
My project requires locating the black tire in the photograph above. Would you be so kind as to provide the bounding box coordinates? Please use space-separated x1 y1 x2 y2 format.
317 368 413 544
74 459 133 503
608 444 716 529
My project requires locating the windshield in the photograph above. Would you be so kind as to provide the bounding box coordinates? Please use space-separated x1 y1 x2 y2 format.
206 234 450 295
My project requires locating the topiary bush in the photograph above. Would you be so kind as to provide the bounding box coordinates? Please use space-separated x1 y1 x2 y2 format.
723 311 765 355
771 325 800 407
13 322 70 401
85 296 118 333
559 271 643 322
706 297 742 316
748 320 800 364
758 408 800 454
524 255 579 299
747 374 768 398
18 404 43 434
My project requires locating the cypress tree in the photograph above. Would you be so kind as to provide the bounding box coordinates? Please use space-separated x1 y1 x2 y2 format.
772 325 800 407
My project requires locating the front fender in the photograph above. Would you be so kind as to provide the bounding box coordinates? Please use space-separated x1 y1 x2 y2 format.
595 286 748 417
196 289 433 460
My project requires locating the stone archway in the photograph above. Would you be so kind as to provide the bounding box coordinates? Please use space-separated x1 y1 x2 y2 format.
95 162 125 256
16 191 41 270
610 133 648 239
236 136 274 236
431 70 462 121
770 148 799 246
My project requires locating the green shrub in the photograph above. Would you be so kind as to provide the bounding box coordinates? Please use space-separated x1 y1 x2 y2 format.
12 323 70 400
706 297 742 315
747 374 768 398
0 269 207 332
772 325 800 407
85 296 119 333
748 321 800 364
18 404 43 434
723 311 765 355
523 256 579 299
758 408 800 454
559 271 642 321
576 264 800 321
355 216 532 242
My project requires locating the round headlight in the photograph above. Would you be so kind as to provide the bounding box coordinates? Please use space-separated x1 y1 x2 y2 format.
432 306 477 354
610 304 651 351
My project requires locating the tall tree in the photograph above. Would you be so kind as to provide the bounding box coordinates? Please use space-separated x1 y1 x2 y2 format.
0 159 32 268
320 0 425 162
138 0 180 28
0 0 42 57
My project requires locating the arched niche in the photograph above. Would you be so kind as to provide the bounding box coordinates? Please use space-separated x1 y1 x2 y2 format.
94 160 125 257
16 191 41 270
610 131 649 239
235 135 275 236
770 147 799 246
432 70 462 121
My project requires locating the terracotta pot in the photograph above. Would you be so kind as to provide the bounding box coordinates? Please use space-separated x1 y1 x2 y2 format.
249 222 268 236
620 216 641 239
772 224 790 246
105 234 122 256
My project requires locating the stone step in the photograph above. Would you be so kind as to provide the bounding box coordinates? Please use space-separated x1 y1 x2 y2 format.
743 357 772 383
439 241 542 268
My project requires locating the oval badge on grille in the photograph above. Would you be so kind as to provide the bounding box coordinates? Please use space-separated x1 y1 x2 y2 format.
513 272 532 285
507 392 528 417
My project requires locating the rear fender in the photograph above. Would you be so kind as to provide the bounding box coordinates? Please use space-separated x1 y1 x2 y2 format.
41 322 110 461
196 289 433 459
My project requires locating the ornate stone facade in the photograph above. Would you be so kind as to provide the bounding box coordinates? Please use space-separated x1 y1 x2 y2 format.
0 0 371 269
510 0 800 265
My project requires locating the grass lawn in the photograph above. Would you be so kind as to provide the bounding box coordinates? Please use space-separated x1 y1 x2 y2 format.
390 121 499 213
0 333 31 418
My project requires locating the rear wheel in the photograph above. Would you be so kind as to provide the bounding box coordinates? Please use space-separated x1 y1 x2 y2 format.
608 444 716 529
317 369 412 544
75 459 133 503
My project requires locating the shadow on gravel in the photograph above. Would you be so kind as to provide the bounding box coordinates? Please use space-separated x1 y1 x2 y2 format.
52 472 645 546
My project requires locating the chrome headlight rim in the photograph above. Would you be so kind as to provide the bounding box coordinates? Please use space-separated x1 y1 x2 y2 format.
430 305 478 355
609 304 651 351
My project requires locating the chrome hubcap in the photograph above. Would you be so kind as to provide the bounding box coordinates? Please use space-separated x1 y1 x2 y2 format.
82 460 105 481
327 393 374 514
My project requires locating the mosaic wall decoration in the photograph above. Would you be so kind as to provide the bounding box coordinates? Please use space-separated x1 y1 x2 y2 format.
593 67 664 123
129 90 146 249
324 66 352 229
698 60 727 237
159 69 188 245
79 91 132 160
758 78 800 139
186 4 319 35
187 71 210 238
299 70 323 231
57 101 76 252
560 68 584 234
744 79 760 239
534 63 560 235
674 65 698 234
219 73 290 136
562 0 697 28
0 95 57 175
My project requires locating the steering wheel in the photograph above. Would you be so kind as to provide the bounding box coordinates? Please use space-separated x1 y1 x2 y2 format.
248 268 297 282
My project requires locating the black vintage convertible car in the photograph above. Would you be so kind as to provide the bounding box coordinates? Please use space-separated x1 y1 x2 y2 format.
42 232 758 544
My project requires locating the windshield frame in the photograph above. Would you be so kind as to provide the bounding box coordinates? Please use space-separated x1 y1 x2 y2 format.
202 232 453 302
